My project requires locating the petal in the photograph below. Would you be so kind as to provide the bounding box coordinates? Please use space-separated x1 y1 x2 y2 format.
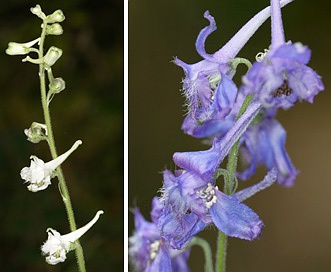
266 119 299 186
44 140 82 171
171 249 191 272
181 114 234 138
214 0 294 61
41 228 68 265
173 57 218 83
158 208 206 250
151 197 163 225
61 210 103 243
129 208 160 271
174 100 262 180
162 170 207 216
209 190 264 240
213 73 238 112
272 42 311 64
270 0 285 50
173 141 220 181
234 168 277 202
195 11 217 60
238 116 298 187
287 65 324 103
146 246 172 272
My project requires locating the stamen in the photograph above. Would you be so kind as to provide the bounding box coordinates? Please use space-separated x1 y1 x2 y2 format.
149 240 160 261
208 73 221 90
273 80 293 97
255 49 269 62
196 183 218 209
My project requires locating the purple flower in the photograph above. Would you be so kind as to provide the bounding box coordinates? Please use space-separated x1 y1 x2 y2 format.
129 198 190 272
238 109 299 187
241 0 324 109
159 167 278 249
175 0 294 138
158 106 280 248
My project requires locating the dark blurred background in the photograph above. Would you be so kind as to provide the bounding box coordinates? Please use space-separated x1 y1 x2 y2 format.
129 0 331 271
0 0 123 271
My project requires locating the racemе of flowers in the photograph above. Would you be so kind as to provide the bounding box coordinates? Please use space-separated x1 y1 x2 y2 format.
6 5 104 270
130 0 324 271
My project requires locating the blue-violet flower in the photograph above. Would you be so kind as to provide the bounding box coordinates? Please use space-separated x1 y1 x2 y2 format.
241 0 324 109
238 108 299 187
158 103 276 248
129 198 190 272
175 0 293 138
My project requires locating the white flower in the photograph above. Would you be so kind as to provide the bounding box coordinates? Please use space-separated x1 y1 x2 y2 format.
5 38 40 56
41 210 104 265
20 140 82 192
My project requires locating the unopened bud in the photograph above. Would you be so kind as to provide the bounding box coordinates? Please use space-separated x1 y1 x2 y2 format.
24 122 48 143
44 46 62 68
49 78 65 94
46 9 65 23
46 23 63 35
30 5 46 20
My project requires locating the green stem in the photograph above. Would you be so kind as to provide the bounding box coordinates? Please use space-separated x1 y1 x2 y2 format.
216 94 255 272
38 21 86 272
188 237 214 272
225 94 254 193
215 231 227 272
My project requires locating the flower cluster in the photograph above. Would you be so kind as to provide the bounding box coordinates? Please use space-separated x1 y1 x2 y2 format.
130 0 323 271
7 5 71 192
6 5 103 267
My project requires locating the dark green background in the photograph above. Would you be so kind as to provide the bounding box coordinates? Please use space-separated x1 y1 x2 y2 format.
129 0 331 271
0 0 123 271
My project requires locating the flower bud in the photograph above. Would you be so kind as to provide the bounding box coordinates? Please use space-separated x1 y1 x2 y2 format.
46 9 65 23
46 23 63 35
24 122 48 143
30 5 46 20
5 38 40 56
44 46 62 68
49 78 66 94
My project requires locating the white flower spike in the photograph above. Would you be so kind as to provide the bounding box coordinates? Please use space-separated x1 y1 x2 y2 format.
20 140 82 192
41 210 104 265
